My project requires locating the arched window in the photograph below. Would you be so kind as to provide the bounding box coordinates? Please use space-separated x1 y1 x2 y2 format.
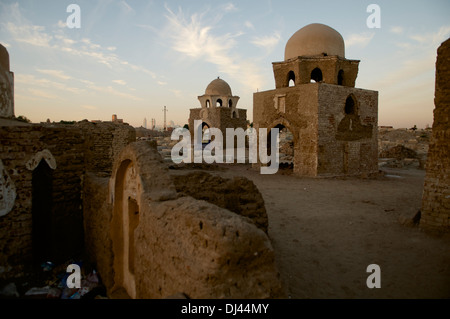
338 70 344 85
216 99 222 107
206 99 210 108
228 99 233 108
288 70 295 87
344 95 356 115
310 68 323 83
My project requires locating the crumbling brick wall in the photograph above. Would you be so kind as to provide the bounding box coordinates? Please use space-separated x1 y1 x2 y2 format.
420 38 450 232
84 141 284 298
171 171 269 233
0 123 85 279
75 121 136 176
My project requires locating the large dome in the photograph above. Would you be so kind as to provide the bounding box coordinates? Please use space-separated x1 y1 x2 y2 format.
284 23 345 60
205 77 232 96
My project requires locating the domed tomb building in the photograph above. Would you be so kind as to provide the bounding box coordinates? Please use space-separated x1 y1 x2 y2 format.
253 23 378 176
189 77 247 147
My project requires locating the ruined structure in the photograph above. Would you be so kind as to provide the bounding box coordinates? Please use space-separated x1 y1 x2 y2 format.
0 43 283 298
84 141 284 298
420 38 450 232
0 44 14 119
189 77 247 147
253 23 378 177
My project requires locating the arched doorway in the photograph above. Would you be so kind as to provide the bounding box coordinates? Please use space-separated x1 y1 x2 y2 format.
112 159 140 299
202 122 211 146
32 159 53 264
288 70 295 87
338 70 344 85
310 68 323 83
267 123 295 173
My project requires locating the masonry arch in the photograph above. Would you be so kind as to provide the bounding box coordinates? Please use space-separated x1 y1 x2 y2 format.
288 70 295 87
216 99 223 107
206 99 210 108
202 121 212 144
228 99 233 108
338 69 344 85
344 94 358 115
310 67 323 83
266 118 297 173
32 159 54 264
111 159 140 299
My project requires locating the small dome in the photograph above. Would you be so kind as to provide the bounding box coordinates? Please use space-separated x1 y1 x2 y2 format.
284 23 345 60
205 77 232 96
0 43 10 71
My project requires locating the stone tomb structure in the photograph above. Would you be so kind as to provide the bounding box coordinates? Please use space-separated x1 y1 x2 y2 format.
420 38 450 232
85 141 284 298
0 44 14 119
253 23 378 177
189 77 247 148
0 43 283 298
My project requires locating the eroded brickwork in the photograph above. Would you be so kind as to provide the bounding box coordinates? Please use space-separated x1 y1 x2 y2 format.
0 120 136 279
253 83 378 177
420 38 450 232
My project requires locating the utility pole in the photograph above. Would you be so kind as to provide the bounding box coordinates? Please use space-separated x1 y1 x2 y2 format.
163 106 168 131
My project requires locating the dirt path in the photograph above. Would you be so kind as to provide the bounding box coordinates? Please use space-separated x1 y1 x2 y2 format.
220 165 450 299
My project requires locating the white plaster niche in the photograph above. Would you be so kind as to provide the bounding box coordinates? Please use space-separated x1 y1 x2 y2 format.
0 159 16 217
26 149 57 171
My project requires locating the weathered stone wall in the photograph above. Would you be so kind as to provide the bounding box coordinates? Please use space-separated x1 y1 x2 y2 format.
75 121 136 176
0 44 14 119
421 38 450 232
85 141 284 298
188 107 248 149
272 56 359 88
317 84 378 176
253 82 378 177
0 123 85 279
253 84 319 176
171 171 268 233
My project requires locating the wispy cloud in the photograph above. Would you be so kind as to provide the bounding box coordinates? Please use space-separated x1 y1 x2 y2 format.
390 26 404 35
36 69 72 80
409 25 450 45
1 2 158 80
16 74 83 94
119 1 134 14
86 84 142 101
157 81 168 85
244 21 255 30
162 5 264 90
370 25 450 94
345 32 375 48
251 32 281 52
222 3 238 12
28 88 60 100
112 79 127 85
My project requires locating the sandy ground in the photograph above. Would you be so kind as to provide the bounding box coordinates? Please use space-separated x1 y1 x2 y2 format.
215 165 450 299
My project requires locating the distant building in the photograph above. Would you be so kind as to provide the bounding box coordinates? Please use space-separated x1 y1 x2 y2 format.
188 77 247 147
112 114 124 124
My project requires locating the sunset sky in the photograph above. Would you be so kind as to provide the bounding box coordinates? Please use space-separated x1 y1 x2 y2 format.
1 0 449 128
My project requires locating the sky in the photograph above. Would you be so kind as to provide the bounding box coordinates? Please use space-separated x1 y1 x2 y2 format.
0 0 449 129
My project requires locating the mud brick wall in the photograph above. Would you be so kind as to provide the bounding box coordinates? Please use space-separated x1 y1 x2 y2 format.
317 84 378 176
421 38 450 232
75 121 136 176
188 107 247 149
253 83 378 177
0 123 85 279
272 56 359 88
